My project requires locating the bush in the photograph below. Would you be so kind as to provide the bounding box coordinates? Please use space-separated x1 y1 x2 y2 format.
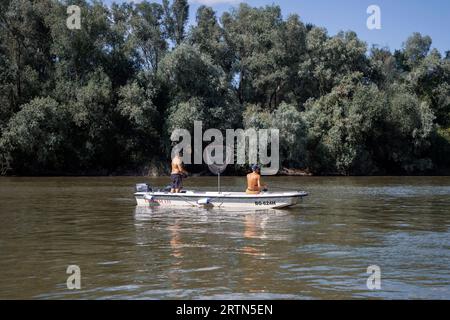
0 97 74 174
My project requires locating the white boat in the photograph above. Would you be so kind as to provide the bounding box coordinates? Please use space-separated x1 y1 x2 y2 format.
134 184 308 209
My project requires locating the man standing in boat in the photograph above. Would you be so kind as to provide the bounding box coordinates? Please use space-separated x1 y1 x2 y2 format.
246 164 268 194
171 153 188 193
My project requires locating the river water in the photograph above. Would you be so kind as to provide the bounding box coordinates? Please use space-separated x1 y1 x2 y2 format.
0 176 449 299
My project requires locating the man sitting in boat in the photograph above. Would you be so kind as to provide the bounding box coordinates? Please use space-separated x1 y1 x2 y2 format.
171 153 188 193
246 164 268 194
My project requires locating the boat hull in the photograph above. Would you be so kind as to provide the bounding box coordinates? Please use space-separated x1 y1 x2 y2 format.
134 191 308 209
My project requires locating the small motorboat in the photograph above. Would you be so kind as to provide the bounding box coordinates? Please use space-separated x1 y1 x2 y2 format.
134 184 308 209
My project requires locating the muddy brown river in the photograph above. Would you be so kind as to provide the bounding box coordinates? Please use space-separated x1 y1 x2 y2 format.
0 176 449 299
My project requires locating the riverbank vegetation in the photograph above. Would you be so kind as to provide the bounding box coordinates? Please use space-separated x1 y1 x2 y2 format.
1 0 449 176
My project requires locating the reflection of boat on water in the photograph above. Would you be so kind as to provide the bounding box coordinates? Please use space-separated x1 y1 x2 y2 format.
134 205 285 217
134 184 308 210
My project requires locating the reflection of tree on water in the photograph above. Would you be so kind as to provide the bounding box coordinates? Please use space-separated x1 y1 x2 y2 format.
235 211 300 295
133 207 295 296
133 208 186 292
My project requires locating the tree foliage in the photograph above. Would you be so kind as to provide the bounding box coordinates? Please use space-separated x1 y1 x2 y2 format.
0 1 449 175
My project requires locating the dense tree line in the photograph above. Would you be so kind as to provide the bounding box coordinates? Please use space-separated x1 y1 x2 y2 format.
0 0 449 176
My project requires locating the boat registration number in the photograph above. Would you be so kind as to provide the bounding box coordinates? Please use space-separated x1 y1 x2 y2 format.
156 199 171 204
255 201 276 206
146 199 171 205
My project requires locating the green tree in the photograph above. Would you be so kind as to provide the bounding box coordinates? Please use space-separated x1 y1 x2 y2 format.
301 29 369 97
369 45 398 89
403 32 432 67
162 0 189 45
0 1 449 176
304 73 387 175
190 5 233 75
117 79 160 164
384 85 436 173
243 103 307 168
0 0 54 111
222 4 292 108
272 103 308 167
159 44 240 132
0 38 14 129
48 0 109 82
104 2 137 88
406 48 450 126
130 1 167 74
0 97 73 174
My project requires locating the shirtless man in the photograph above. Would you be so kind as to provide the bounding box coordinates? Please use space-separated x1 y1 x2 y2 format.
171 153 188 193
246 164 268 194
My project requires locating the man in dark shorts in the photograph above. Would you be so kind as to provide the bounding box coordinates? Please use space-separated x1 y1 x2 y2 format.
170 153 188 193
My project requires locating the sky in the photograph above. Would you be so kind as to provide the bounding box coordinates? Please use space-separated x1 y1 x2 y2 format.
108 0 450 54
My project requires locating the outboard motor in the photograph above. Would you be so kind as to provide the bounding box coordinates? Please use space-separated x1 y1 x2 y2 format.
135 183 152 192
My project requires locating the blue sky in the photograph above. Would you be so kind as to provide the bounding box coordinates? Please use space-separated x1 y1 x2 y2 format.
108 0 450 54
